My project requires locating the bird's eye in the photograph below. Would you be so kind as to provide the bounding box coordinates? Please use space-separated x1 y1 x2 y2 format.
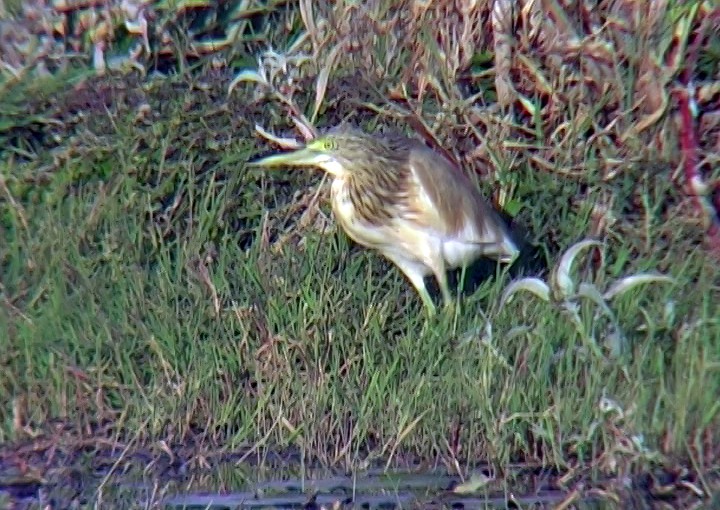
325 139 337 151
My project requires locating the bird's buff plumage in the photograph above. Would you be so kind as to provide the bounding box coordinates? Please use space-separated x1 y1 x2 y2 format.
249 127 519 313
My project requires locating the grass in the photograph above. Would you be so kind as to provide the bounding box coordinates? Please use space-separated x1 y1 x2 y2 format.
1 1 720 507
2 71 718 482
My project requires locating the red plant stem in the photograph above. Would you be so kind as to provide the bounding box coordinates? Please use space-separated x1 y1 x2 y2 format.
674 9 720 253
676 87 720 252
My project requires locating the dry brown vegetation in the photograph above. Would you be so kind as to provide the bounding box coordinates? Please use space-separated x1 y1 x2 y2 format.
277 0 720 253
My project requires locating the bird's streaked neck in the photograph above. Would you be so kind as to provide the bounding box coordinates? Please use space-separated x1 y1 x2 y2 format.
316 157 348 179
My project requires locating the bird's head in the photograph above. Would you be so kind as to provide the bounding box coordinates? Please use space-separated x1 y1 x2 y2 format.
249 128 397 179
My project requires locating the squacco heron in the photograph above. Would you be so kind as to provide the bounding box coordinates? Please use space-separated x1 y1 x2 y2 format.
250 127 519 313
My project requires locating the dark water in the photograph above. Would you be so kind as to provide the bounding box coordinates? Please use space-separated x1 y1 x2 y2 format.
1 435 704 509
0 470 582 509
1 451 667 509
164 467 567 509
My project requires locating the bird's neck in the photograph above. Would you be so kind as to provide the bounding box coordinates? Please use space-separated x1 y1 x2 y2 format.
340 167 407 226
318 159 348 178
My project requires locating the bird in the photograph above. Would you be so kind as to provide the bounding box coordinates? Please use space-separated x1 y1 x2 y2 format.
249 126 519 313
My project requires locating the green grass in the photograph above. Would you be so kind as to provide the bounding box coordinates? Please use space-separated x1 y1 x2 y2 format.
1 70 718 487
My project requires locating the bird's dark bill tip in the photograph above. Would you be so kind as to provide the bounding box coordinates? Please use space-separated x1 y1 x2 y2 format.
246 151 276 166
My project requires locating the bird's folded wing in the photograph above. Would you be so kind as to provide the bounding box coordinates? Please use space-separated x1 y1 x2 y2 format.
403 144 510 245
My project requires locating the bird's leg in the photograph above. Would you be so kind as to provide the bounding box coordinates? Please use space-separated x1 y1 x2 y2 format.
416 283 438 315
387 256 437 314
435 272 455 311
404 271 437 314
428 256 453 309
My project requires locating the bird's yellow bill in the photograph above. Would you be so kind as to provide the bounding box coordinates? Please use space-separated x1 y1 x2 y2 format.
248 147 323 168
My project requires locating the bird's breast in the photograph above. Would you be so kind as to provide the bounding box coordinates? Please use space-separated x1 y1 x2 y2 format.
330 178 388 249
